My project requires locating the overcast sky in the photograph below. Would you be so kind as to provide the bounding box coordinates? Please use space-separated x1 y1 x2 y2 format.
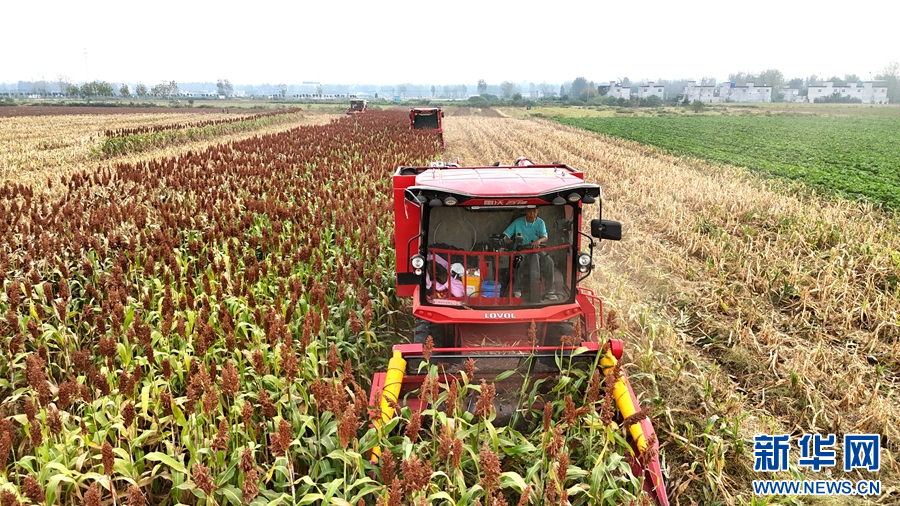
3 0 898 87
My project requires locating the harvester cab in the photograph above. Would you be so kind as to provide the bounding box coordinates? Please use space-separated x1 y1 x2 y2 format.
370 160 669 505
346 99 368 114
409 107 445 148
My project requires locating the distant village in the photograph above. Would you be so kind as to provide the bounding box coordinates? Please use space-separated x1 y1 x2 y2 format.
0 79 892 104
637 80 892 104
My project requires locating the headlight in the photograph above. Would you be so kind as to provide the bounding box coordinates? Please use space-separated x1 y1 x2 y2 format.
411 255 425 270
577 252 592 272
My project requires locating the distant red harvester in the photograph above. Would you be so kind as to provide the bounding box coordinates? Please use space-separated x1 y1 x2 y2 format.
346 99 368 114
409 107 444 148
369 159 669 505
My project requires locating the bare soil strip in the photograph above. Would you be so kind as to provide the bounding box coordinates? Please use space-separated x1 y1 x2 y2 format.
442 115 900 502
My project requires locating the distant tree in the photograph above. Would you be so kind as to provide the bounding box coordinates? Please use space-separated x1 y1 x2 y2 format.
570 77 590 101
217 79 234 97
398 85 407 98
787 78 804 88
151 80 178 98
81 81 97 98
477 79 487 95
580 86 598 101
641 95 661 107
538 82 554 98
700 76 716 86
80 80 112 98
66 84 80 97
151 81 178 98
56 74 71 95
431 85 436 97
500 81 518 99
460 84 468 97
814 91 862 103
559 84 567 98
875 61 899 103
278 83 287 98
512 92 523 101
468 95 489 107
315 85 323 96
844 74 860 84
826 76 847 87
729 69 783 87
119 84 130 97
135 82 148 97
692 100 704 112
529 83 537 99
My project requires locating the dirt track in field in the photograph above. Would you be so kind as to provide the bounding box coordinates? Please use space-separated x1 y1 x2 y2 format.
442 114 900 504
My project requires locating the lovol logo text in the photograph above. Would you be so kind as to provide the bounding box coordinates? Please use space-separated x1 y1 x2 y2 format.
484 312 515 319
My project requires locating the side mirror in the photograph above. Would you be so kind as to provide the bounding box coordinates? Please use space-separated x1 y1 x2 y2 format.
590 219 622 241
441 111 445 117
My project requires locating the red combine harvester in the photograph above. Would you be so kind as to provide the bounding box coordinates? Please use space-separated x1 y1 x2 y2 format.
409 107 445 148
369 158 669 504
346 99 368 114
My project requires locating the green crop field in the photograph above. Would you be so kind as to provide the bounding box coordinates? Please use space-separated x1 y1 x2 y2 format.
553 115 900 209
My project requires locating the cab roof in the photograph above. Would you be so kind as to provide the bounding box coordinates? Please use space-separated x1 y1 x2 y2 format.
400 164 598 201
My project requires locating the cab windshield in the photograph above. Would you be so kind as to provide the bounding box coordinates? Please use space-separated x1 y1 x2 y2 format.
423 205 576 308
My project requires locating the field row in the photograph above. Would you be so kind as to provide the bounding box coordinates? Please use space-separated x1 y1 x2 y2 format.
0 109 334 188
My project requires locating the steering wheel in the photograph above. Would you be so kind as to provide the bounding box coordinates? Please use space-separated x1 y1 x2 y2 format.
542 290 567 302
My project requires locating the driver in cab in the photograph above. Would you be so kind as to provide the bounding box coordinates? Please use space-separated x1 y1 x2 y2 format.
502 207 552 299
503 207 547 249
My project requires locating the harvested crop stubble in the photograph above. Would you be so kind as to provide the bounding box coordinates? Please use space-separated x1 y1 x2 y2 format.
443 115 900 502
0 110 334 188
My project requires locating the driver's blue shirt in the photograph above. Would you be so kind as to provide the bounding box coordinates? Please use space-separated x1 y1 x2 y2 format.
503 216 547 245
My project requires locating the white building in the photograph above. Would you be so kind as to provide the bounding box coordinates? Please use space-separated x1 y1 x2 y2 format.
779 88 804 103
807 81 889 104
607 81 631 100
722 82 772 103
637 82 665 100
683 81 716 103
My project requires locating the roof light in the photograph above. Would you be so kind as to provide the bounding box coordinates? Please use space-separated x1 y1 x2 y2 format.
582 194 595 204
443 196 458 206
567 192 582 202
429 198 443 207
552 196 566 205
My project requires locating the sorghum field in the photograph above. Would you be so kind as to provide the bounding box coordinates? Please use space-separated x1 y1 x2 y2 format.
0 107 333 188
1 108 651 506
1 104 898 505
